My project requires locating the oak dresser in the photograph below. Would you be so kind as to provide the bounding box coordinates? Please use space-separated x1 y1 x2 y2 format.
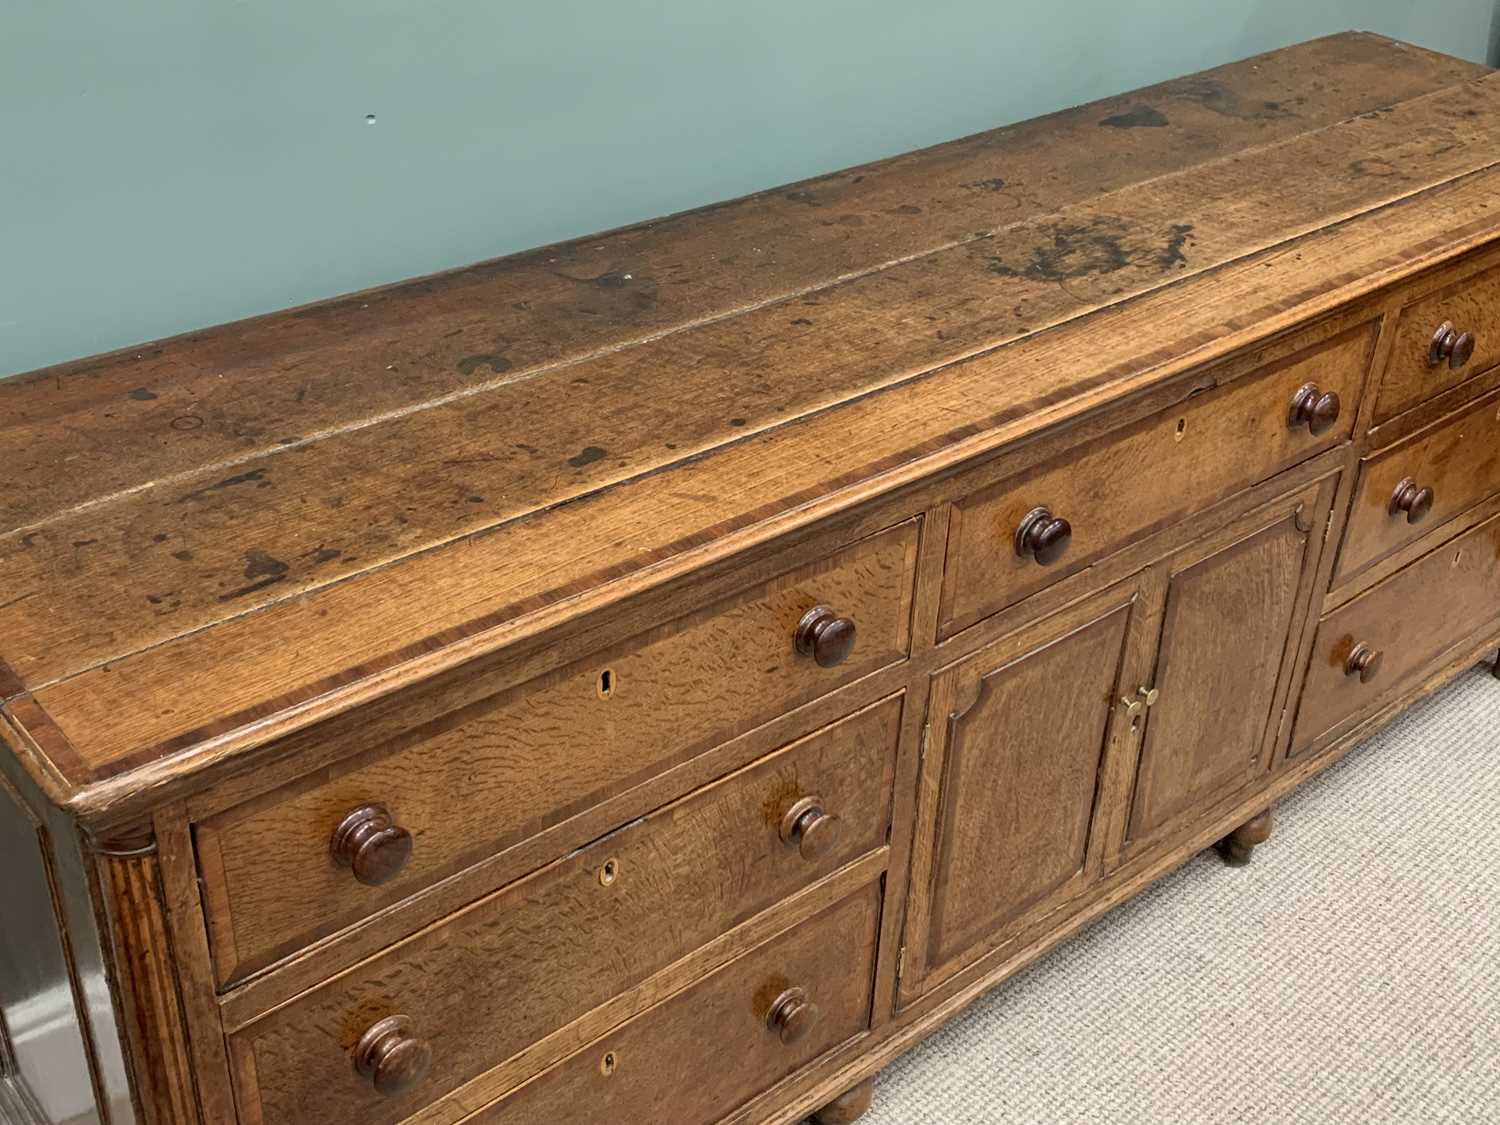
3 31 1500 1125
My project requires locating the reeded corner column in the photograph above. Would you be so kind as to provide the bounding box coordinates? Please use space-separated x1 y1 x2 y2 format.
91 824 202 1125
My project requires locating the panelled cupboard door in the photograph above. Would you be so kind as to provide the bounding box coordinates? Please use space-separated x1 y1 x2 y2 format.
1116 485 1327 860
898 581 1145 1005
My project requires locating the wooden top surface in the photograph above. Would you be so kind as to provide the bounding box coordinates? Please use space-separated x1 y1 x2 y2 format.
3 32 1496 822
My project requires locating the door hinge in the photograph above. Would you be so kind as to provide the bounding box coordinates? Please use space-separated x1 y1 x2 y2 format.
895 945 907 981
919 722 931 763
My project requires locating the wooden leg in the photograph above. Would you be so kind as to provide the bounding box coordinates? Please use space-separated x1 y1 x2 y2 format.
810 1077 875 1124
1216 808 1273 867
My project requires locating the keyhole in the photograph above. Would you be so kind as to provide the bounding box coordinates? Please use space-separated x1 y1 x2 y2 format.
1174 417 1187 443
600 1051 618 1077
599 858 619 886
597 668 615 699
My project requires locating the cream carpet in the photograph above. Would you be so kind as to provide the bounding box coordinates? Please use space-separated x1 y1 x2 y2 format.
866 664 1500 1124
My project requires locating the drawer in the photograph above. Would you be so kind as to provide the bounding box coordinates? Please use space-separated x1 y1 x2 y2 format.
196 519 918 987
939 326 1372 636
225 705 897 1124
1334 384 1500 583
1292 510 1500 752
1374 259 1500 423
460 884 881 1125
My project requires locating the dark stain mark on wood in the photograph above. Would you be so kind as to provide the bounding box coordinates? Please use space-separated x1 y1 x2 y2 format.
986 218 1194 281
302 546 342 566
568 446 607 468
71 538 98 549
172 550 194 562
466 495 485 503
1100 105 1169 129
1163 77 1301 121
592 271 633 289
790 318 813 327
887 204 922 216
785 190 820 206
178 469 270 503
442 453 502 467
456 354 513 376
1350 157 1401 178
1159 223 1194 269
218 577 285 602
152 533 169 543
962 177 1008 191
242 550 289 581
218 549 291 602
729 417 747 427
127 387 159 401
170 415 204 431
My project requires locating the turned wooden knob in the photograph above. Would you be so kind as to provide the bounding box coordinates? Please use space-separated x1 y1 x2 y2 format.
1345 643 1384 684
331 804 413 886
354 1015 432 1097
795 606 857 668
1428 321 1475 370
1388 477 1434 525
1287 383 1342 436
779 796 840 862
767 987 820 1046
1014 507 1072 566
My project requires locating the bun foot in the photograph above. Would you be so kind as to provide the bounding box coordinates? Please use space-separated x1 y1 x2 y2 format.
811 1077 875 1124
1216 809 1272 867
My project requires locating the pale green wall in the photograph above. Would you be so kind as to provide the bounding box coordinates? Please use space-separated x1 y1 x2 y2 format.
3 1 1496 377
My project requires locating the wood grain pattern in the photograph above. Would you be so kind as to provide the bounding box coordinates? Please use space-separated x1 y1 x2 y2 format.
94 835 201 1125
1121 499 1315 851
196 519 915 986
1335 383 1500 581
23 165 1500 818
900 584 1139 1003
939 324 1371 636
454 884 881 1125
5 47 1500 820
3 33 1474 534
7 39 1500 1125
1375 257 1500 421
6 71 1498 692
1293 508 1500 752
227 703 897 1122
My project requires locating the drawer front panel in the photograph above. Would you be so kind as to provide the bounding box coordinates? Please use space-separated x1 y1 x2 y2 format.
1293 510 1500 751
463 885 881 1125
940 326 1371 637
227 708 898 1124
197 519 918 987
1375 261 1500 423
1335 384 1500 582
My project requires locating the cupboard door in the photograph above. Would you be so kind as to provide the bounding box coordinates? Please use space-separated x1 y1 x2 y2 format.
1120 496 1319 856
899 583 1143 1004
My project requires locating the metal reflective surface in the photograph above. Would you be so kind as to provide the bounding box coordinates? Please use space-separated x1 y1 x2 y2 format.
0 757 130 1125
0 778 96 1123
